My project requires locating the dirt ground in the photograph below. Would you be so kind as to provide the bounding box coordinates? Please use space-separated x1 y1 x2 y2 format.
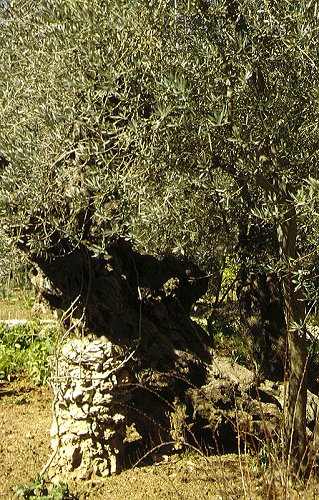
0 375 52 499
1 375 319 500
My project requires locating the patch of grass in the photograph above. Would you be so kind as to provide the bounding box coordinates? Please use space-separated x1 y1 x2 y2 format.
193 313 250 366
15 475 77 499
0 299 33 321
0 323 58 384
212 319 249 366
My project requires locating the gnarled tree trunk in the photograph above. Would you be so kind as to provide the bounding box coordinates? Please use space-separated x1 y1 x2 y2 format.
31 239 212 481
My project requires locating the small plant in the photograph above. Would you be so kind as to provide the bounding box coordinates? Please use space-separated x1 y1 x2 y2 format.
210 318 250 366
15 475 77 499
26 336 53 385
255 442 276 471
0 323 58 384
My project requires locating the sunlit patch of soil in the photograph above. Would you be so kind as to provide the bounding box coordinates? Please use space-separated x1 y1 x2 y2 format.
0 374 52 499
1 374 319 500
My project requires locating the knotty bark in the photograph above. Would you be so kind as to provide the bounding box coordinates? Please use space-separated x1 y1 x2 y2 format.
31 239 213 472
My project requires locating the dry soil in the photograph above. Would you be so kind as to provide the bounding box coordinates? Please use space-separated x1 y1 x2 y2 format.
1 375 319 500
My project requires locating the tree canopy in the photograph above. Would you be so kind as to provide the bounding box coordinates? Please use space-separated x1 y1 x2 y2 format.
0 0 318 271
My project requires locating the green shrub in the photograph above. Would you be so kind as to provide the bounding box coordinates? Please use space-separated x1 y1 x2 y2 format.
0 323 58 384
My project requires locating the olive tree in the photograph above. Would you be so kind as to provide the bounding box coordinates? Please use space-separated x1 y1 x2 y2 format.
1 0 319 472
125 0 319 470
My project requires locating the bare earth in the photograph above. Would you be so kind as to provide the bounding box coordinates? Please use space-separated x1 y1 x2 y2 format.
0 375 319 500
0 375 52 499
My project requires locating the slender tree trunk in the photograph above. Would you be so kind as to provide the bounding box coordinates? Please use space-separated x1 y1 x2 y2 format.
277 182 308 474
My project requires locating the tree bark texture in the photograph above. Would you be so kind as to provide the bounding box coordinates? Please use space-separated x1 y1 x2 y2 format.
236 268 286 380
277 183 308 474
236 221 286 380
31 239 213 477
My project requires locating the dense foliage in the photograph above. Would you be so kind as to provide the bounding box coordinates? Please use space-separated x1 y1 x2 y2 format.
0 323 57 384
0 0 318 289
0 1 238 276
